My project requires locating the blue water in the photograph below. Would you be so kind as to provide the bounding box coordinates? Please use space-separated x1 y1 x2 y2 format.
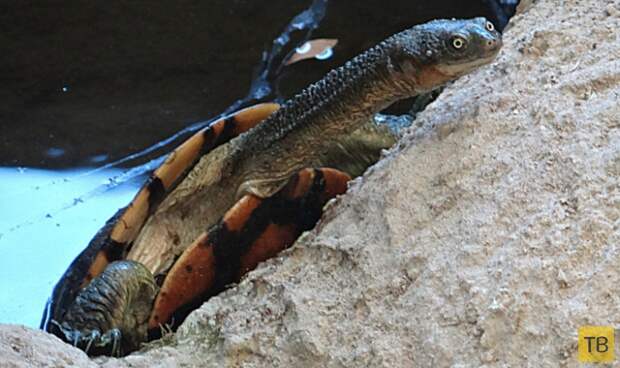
0 167 139 327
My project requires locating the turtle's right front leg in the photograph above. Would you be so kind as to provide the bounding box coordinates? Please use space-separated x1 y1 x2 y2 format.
147 167 351 333
53 260 158 356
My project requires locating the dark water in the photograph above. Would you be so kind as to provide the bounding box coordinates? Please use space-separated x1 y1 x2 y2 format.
0 1 516 327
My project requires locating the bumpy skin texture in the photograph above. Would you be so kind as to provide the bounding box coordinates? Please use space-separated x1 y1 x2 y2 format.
41 103 280 345
43 17 502 356
54 261 157 356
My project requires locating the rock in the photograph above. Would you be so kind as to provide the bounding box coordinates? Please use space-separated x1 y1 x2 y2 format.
516 0 537 13
0 324 96 368
2 0 619 366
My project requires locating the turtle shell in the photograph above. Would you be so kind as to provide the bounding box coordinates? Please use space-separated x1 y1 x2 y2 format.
41 102 280 335
40 16 503 356
42 97 399 354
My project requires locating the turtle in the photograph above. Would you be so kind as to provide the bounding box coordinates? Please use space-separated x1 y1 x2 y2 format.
40 17 502 356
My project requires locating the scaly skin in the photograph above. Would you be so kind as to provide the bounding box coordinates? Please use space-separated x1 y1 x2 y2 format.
54 261 157 356
128 17 502 277
234 17 501 197
47 17 502 356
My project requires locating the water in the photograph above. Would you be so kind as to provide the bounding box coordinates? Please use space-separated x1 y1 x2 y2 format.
0 0 329 330
0 167 139 327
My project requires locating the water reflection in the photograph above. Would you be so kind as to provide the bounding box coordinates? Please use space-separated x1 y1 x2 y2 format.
0 167 140 327
315 47 334 60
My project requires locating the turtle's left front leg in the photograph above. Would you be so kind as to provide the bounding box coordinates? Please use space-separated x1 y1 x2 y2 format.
53 260 158 356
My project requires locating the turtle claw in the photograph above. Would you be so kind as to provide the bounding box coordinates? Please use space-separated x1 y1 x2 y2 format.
73 328 123 357
47 261 157 356
83 329 100 354
51 319 124 356
81 329 123 357
100 328 122 357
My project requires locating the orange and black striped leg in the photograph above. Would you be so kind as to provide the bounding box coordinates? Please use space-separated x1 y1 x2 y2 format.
43 103 279 335
147 168 351 336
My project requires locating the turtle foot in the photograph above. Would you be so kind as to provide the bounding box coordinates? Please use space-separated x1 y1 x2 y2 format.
52 321 123 356
51 260 158 356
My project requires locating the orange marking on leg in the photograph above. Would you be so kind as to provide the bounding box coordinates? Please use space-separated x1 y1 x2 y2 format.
148 192 265 328
108 104 280 247
316 168 351 202
223 195 263 232
148 234 216 329
79 251 110 289
238 223 298 278
280 168 316 199
211 119 226 138
231 103 279 134
153 130 205 189
110 188 150 243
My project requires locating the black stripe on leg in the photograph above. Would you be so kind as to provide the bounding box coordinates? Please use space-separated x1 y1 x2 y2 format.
153 169 339 334
200 116 239 155
209 169 329 289
214 117 239 146
102 238 127 262
281 169 326 230
201 126 216 154
146 175 166 211
46 209 126 332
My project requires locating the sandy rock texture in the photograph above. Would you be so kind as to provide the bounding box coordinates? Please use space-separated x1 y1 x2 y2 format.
516 0 537 13
1 0 618 366
0 324 96 368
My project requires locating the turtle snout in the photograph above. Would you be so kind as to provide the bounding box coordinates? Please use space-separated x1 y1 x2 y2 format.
482 33 502 55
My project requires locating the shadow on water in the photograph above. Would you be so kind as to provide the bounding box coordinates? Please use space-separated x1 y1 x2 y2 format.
0 1 517 328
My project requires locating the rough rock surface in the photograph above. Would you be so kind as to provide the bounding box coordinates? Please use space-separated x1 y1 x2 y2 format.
0 324 96 368
2 0 619 366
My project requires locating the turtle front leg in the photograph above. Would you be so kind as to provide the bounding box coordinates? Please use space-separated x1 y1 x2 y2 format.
52 260 158 356
148 167 351 335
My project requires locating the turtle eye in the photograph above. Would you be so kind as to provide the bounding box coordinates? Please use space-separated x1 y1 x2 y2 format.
485 21 495 32
451 36 467 50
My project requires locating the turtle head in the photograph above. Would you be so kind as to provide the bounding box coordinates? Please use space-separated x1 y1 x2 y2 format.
386 17 502 93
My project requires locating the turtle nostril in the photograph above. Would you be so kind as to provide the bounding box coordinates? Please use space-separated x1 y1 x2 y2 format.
485 39 500 52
